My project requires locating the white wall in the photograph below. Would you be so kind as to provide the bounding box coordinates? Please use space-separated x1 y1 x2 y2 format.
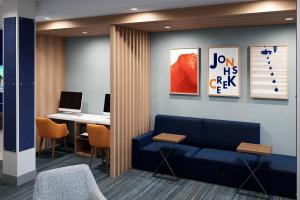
151 24 296 156
65 36 110 114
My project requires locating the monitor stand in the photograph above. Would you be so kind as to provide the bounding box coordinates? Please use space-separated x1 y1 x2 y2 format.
61 111 73 114
60 111 82 116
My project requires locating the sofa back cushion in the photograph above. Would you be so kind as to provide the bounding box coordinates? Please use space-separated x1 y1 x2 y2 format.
202 119 260 151
154 115 203 147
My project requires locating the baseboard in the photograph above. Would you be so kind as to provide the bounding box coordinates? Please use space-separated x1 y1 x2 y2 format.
2 170 37 186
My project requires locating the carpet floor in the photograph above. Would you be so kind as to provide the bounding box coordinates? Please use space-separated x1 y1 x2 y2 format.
0 152 294 200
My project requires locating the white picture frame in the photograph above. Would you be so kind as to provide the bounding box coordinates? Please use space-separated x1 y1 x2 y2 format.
250 45 288 100
208 47 240 97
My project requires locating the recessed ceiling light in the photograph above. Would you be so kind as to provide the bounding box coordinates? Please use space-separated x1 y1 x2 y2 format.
285 17 294 21
131 8 138 11
44 17 51 20
82 32 88 34
164 26 171 29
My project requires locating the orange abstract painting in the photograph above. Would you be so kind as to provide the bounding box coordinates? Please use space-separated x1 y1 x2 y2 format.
170 49 199 95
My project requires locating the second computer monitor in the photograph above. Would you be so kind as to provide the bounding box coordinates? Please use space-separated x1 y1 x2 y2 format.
103 94 110 115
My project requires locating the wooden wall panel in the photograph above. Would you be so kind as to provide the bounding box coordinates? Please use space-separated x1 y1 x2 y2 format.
36 34 66 147
36 34 65 118
110 26 150 176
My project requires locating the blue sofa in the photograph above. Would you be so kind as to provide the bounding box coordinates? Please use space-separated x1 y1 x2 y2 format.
132 115 296 198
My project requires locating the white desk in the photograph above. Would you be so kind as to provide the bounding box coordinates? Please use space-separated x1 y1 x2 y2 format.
47 112 110 156
47 113 110 125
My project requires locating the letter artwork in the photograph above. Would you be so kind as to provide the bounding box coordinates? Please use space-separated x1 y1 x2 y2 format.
208 47 240 97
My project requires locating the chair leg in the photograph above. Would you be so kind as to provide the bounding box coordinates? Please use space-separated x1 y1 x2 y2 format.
107 148 110 166
64 137 68 149
38 137 44 157
89 147 95 168
101 149 104 165
105 148 109 173
51 139 56 160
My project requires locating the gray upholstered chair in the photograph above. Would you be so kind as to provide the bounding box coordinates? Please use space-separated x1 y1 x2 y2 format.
33 164 107 200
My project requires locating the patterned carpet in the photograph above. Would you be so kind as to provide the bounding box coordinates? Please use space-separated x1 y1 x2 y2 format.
0 152 294 200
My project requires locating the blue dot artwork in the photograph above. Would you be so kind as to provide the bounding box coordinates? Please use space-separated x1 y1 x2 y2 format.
260 46 280 96
261 49 272 55
251 45 287 99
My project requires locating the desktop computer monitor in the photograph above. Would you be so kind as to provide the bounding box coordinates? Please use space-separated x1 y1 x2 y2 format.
59 91 83 113
103 94 110 116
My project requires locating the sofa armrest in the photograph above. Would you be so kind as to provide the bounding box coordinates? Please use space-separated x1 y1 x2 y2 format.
132 131 154 169
132 130 154 150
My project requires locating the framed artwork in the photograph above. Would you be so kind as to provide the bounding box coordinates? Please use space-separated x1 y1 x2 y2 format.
170 48 199 95
250 45 288 100
208 47 240 97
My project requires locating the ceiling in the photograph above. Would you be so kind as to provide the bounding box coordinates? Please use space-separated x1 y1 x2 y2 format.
33 0 253 21
36 0 296 37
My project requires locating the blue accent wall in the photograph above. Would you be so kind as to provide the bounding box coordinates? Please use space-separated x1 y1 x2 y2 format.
4 17 17 152
19 17 35 151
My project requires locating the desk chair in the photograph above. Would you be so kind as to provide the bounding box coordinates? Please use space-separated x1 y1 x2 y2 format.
87 124 110 172
36 117 69 159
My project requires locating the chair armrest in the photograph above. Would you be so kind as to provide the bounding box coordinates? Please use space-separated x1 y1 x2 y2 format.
132 130 154 150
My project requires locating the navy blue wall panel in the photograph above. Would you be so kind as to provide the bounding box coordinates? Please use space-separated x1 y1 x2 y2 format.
0 30 3 113
0 93 3 113
0 30 3 65
4 18 16 152
19 17 34 151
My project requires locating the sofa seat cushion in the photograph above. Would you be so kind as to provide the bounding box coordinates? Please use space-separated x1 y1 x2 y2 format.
254 154 296 198
190 148 258 186
193 148 258 166
259 154 296 174
142 142 200 158
138 142 200 176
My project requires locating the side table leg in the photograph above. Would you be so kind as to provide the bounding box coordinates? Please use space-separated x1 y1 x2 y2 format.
236 155 269 199
153 142 179 181
159 147 177 178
